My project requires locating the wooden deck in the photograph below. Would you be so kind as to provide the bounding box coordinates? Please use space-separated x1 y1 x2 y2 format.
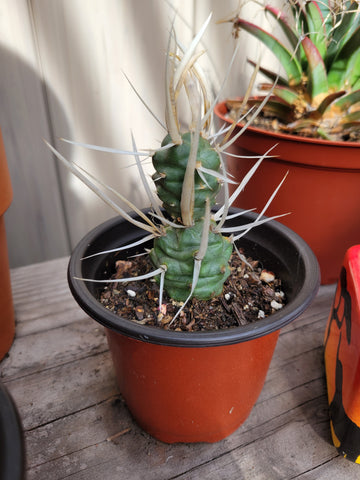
2 257 360 479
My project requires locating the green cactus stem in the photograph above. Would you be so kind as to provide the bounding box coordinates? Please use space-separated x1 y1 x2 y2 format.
152 132 221 222
149 219 232 301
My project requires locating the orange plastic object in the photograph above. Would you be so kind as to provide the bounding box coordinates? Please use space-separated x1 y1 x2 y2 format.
0 129 15 362
215 101 360 285
106 328 279 443
324 245 360 463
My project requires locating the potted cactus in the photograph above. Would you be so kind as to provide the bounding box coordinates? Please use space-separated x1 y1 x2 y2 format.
215 0 360 284
48 16 319 443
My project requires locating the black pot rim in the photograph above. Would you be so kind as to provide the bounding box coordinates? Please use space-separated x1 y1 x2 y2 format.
68 209 320 347
0 383 25 480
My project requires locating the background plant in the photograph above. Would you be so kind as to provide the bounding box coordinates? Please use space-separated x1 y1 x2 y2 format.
229 0 360 141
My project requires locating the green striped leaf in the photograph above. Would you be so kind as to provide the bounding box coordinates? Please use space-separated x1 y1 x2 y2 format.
235 18 303 85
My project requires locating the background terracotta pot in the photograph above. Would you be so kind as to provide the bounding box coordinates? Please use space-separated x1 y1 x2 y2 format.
68 208 319 443
0 128 15 361
215 101 360 285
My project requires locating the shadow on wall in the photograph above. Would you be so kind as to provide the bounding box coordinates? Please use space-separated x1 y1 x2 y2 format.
0 45 71 268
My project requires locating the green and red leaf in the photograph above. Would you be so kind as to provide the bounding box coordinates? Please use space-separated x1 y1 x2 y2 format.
265 5 300 56
332 89 360 112
327 2 360 66
301 36 328 100
234 18 303 85
305 1 327 59
247 59 288 86
317 91 346 114
328 25 360 89
340 110 360 126
259 84 301 107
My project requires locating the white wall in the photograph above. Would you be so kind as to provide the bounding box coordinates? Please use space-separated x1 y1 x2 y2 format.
1 0 282 267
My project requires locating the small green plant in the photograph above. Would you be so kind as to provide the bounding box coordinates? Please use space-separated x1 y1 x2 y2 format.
229 0 360 141
46 15 285 323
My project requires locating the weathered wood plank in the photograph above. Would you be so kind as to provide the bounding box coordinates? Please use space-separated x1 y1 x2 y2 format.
22 386 348 479
3 258 359 479
5 351 116 431
1 258 107 381
0 318 108 381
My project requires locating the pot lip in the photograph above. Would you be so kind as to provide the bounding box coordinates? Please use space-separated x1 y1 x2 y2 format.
214 100 360 149
68 209 320 348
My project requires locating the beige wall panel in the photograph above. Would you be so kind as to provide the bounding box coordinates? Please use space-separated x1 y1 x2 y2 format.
0 0 70 267
31 0 195 250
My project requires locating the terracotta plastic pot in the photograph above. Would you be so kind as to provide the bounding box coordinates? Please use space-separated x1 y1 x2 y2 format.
0 129 15 362
68 209 319 443
0 382 25 479
214 101 360 285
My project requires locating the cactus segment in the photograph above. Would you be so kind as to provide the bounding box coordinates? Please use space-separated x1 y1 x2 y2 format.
152 132 221 221
149 220 232 301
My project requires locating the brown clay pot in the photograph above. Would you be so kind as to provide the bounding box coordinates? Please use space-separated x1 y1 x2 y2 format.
0 129 15 361
214 101 360 285
68 209 319 443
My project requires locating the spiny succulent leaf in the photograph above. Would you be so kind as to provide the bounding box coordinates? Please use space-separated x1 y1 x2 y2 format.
265 5 300 55
340 110 360 124
247 59 288 86
332 89 360 111
333 48 360 91
327 1 360 65
301 36 328 101
234 18 303 85
268 85 301 106
348 50 360 89
328 25 360 89
314 0 333 35
285 117 320 134
305 2 327 59
247 96 295 123
341 110 360 129
317 91 346 114
232 1 360 140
